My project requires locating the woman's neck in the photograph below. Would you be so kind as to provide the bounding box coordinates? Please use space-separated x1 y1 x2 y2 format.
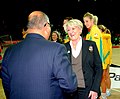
71 37 80 49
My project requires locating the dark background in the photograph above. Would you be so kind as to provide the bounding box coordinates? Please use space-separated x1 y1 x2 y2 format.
0 0 119 40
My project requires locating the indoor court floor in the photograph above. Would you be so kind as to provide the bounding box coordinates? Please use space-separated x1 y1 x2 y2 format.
0 45 120 99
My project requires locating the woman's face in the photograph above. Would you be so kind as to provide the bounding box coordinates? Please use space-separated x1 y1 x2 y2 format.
52 32 58 41
83 16 93 29
66 26 82 41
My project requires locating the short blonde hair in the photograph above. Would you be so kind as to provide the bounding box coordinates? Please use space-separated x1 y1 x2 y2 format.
63 19 83 33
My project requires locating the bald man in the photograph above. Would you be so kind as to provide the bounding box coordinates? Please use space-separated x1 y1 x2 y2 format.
1 11 77 99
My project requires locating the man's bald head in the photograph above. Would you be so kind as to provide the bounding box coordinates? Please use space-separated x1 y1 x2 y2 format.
27 11 49 29
28 11 43 21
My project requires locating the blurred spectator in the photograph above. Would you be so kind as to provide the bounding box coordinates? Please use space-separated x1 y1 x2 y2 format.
22 27 28 39
51 30 63 43
98 24 112 97
62 17 73 43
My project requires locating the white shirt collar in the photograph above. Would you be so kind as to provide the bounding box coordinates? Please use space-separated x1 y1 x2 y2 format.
70 36 82 58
